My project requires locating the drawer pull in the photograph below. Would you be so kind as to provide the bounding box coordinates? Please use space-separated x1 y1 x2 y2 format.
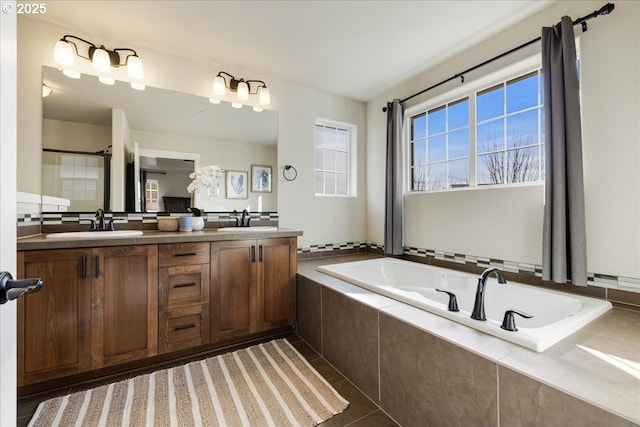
174 252 197 257
173 282 196 289
173 324 196 332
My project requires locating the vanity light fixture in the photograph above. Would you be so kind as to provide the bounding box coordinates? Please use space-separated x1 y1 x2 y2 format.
53 35 145 90
211 71 270 109
42 84 52 98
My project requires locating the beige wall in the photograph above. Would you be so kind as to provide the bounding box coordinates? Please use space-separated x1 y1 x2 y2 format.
17 16 367 246
43 119 111 152
366 1 640 279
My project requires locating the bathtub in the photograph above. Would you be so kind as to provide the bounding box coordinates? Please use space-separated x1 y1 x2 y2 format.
317 258 612 352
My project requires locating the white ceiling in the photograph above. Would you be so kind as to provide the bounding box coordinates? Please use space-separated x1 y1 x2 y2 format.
32 0 555 102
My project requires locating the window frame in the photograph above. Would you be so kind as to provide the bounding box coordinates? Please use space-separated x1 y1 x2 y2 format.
404 54 546 194
314 118 358 197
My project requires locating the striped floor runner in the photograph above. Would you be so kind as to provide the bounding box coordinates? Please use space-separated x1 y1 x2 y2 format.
28 339 349 427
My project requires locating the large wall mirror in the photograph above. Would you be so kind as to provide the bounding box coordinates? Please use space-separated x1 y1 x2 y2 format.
41 66 278 213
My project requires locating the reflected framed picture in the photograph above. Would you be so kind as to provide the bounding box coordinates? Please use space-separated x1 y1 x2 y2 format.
251 164 272 193
226 170 248 199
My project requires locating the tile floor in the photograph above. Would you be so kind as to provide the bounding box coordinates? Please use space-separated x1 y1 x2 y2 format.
17 333 399 427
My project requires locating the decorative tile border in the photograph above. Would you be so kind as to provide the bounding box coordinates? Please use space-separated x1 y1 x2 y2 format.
298 241 368 254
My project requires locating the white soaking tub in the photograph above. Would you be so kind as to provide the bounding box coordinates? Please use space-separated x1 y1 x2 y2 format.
317 258 612 352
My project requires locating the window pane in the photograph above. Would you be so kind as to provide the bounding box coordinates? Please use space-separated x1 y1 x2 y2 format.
449 159 469 188
507 73 538 113
335 151 348 173
412 166 427 191
448 99 469 130
412 114 426 140
336 173 348 195
315 125 331 148
326 172 336 194
336 128 349 150
448 129 469 159
477 119 504 153
428 134 446 163
507 147 540 183
325 150 336 171
412 139 427 165
315 171 324 194
315 148 324 169
477 152 504 185
428 107 446 135
477 85 504 122
427 163 447 191
507 109 539 149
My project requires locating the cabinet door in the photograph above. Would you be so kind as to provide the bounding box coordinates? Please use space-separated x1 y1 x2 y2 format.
91 245 158 368
257 237 297 330
210 240 256 341
17 249 92 386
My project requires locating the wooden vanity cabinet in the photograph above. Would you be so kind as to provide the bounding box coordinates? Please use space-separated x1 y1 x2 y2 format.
210 237 296 342
158 242 210 353
17 249 92 386
90 245 158 368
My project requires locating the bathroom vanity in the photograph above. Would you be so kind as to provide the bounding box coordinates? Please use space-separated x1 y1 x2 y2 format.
16 229 300 390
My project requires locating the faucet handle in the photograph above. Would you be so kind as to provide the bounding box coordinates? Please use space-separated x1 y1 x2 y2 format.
435 289 459 312
500 309 533 332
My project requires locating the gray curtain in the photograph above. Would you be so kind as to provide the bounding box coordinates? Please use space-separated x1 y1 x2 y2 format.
541 16 587 286
384 99 404 255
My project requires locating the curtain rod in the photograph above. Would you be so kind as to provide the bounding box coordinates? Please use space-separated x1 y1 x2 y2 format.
382 2 615 112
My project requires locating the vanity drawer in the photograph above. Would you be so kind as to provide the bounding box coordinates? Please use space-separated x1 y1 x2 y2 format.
159 305 209 353
159 264 209 309
158 242 210 267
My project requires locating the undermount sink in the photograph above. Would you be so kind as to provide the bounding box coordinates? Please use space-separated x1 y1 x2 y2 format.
216 226 278 232
45 230 143 240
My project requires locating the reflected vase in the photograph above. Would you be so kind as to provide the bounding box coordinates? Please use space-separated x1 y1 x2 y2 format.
192 216 205 231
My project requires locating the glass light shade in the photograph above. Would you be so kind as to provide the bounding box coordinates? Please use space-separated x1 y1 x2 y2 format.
98 76 115 85
127 55 144 79
62 69 81 79
130 82 146 91
253 106 263 112
213 76 226 96
237 81 249 100
209 97 221 104
42 84 52 98
54 40 74 66
92 48 111 73
231 102 242 109
258 86 270 105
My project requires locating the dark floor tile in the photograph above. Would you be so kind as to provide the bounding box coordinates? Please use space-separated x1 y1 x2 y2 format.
348 409 400 427
290 338 322 361
328 380 379 427
308 357 346 385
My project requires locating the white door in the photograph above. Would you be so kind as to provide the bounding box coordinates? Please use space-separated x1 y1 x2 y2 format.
1 2 18 426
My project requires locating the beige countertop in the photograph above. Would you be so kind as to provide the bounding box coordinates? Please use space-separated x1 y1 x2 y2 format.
298 254 640 425
17 228 303 251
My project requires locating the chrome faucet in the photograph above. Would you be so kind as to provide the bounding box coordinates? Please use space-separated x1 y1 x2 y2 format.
90 208 115 231
470 267 506 321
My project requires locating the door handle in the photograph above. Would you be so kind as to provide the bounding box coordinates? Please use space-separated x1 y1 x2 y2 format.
0 271 43 304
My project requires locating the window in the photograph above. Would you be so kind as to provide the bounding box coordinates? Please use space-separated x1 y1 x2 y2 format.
410 98 470 191
409 69 545 191
476 71 544 185
315 119 356 196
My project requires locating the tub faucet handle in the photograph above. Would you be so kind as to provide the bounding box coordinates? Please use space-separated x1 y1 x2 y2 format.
500 309 533 332
436 289 459 312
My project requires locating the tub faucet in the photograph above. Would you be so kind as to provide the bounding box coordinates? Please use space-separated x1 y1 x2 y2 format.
471 267 507 321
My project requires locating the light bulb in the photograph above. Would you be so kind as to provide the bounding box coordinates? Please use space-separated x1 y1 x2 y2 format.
62 69 81 79
258 86 270 106
130 82 146 91
209 98 221 104
237 81 249 100
213 75 226 96
54 40 74 66
127 55 144 79
231 102 242 109
92 48 111 73
99 76 115 85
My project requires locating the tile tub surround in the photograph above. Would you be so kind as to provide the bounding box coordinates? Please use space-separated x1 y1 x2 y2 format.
297 254 640 426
